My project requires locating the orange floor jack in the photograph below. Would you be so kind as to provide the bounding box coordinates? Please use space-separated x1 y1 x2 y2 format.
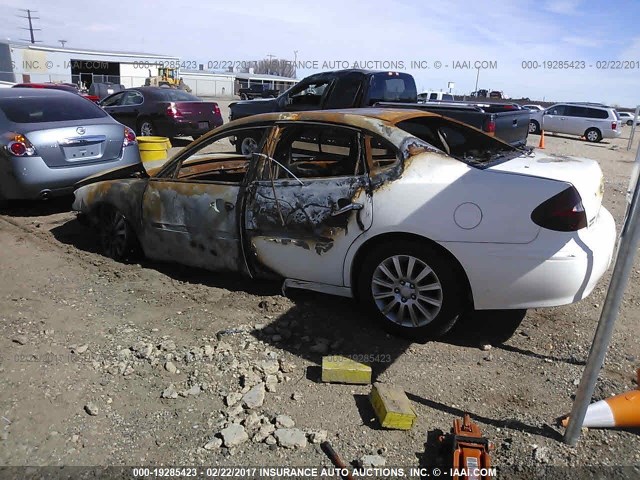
440 414 493 480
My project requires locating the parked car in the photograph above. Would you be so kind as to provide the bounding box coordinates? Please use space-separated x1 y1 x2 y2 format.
100 87 223 139
529 103 622 142
73 109 615 340
417 91 455 102
617 111 640 126
0 88 141 204
523 104 544 111
238 84 280 100
230 69 529 149
12 82 100 103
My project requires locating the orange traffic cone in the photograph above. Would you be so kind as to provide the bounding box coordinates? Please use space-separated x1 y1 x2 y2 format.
538 130 545 149
561 369 640 428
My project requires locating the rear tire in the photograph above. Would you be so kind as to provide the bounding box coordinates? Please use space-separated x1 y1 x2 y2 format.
97 206 139 261
627 120 633 126
138 119 155 137
235 134 260 156
357 240 465 339
584 128 602 143
529 120 541 135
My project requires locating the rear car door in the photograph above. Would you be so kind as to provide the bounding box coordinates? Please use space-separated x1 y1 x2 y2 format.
139 126 270 273
244 122 373 285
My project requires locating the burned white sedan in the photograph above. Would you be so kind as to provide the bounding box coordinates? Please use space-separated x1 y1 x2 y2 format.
73 109 616 338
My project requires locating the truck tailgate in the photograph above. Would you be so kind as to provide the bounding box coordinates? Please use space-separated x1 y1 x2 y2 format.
493 110 530 148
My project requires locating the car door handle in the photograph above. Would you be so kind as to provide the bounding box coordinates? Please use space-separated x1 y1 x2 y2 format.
513 119 518 126
331 202 363 216
210 200 234 212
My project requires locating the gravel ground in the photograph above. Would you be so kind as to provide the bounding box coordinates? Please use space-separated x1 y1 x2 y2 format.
0 107 638 478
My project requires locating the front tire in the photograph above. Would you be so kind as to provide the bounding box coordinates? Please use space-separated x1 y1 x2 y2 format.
584 128 602 143
357 240 465 339
529 120 541 134
627 120 633 126
98 206 139 261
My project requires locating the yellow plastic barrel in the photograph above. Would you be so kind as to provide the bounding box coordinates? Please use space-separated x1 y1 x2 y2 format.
137 136 172 163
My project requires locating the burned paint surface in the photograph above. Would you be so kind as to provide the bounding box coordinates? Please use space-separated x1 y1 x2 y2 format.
140 180 243 273
73 179 148 233
72 109 439 286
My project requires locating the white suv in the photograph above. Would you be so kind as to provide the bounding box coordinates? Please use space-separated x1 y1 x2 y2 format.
529 103 622 143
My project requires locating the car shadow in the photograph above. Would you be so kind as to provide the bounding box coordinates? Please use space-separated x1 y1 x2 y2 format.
0 196 74 218
405 392 564 442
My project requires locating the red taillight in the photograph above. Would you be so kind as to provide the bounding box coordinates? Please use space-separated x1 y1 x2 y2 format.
611 122 617 130
166 103 182 118
531 187 587 232
484 119 496 134
123 127 137 147
6 134 36 157
213 104 220 115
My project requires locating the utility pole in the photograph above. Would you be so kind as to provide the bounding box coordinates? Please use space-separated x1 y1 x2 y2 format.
58 40 67 47
474 67 480 93
18 9 41 44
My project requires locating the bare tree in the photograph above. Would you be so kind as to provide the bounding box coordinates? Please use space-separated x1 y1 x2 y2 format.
240 58 296 78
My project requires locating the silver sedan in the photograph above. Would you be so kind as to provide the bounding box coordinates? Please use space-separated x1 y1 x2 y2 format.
0 88 142 204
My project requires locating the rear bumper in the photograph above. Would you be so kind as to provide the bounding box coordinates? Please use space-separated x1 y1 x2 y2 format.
445 207 617 310
604 129 622 139
0 146 142 200
156 117 223 137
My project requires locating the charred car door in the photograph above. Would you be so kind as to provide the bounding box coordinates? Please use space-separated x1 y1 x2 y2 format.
139 126 269 273
244 122 373 286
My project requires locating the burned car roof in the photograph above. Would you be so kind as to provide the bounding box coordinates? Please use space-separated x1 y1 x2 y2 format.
217 108 442 131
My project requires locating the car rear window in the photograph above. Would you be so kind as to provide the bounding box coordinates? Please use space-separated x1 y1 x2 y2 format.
0 95 107 123
367 73 417 105
397 116 520 165
153 90 201 102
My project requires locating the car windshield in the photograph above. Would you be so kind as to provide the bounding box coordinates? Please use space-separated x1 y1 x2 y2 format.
0 95 108 123
153 89 201 102
397 116 521 165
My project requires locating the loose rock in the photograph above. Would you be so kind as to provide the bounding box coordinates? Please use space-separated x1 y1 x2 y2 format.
164 361 177 374
203 438 223 450
361 454 386 468
274 428 307 449
220 424 248 448
275 414 295 428
242 383 265 409
84 402 99 416
161 384 179 399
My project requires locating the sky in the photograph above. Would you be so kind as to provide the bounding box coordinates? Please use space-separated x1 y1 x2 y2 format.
0 0 638 106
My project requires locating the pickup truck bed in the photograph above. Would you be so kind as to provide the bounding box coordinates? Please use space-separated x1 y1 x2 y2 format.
375 102 530 147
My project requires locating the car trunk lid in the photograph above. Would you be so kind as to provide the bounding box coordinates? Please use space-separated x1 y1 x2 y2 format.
488 150 604 225
167 101 221 129
24 120 125 168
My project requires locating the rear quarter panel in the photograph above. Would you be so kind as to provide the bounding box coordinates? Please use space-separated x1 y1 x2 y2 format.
342 152 567 286
73 178 148 234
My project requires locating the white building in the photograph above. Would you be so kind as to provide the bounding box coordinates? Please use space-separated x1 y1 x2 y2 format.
0 41 298 98
0 41 179 89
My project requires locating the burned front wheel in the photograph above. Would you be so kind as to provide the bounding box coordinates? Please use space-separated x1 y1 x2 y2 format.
98 207 139 261
357 240 465 339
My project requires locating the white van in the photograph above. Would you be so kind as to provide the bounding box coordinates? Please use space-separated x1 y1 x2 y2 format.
418 91 454 102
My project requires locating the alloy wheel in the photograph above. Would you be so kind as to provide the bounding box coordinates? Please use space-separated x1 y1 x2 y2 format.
100 209 128 259
371 254 443 328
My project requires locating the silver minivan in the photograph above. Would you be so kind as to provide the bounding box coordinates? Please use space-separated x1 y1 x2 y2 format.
529 103 622 143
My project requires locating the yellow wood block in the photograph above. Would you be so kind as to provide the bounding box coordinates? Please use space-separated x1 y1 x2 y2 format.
369 383 417 430
321 356 372 385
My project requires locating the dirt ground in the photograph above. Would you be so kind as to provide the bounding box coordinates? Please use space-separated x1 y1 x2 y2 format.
1 103 639 478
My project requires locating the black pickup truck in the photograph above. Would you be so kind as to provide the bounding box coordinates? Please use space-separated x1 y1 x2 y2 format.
229 70 529 151
238 84 280 100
